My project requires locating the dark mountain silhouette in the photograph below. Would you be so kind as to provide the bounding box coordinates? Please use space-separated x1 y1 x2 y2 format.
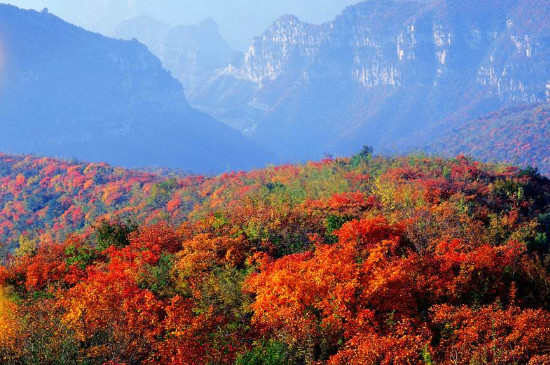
0 5 271 173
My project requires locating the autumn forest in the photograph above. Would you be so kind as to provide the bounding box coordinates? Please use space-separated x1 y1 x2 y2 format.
0 150 549 364
0 0 549 363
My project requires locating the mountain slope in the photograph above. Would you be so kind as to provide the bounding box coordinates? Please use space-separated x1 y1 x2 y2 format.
114 16 240 99
195 0 550 161
0 5 271 173
426 102 550 174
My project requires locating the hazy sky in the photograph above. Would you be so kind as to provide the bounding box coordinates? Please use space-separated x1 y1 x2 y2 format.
2 0 362 49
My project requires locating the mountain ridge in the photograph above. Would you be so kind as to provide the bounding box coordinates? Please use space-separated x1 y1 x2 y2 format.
192 0 550 162
114 15 240 99
0 4 271 173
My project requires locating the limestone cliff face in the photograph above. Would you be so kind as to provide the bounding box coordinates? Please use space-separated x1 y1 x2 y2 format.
195 0 550 161
240 15 327 84
234 0 548 100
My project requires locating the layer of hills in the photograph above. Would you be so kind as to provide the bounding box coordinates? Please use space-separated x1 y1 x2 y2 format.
1 151 550 363
2 1 549 174
0 5 271 173
180 0 549 161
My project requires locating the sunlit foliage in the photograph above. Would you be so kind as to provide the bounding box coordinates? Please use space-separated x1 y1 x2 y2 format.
1 152 550 364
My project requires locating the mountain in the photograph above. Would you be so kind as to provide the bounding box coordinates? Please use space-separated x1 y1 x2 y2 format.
114 16 241 99
0 5 271 173
425 102 550 174
5 0 375 50
194 0 550 161
113 14 171 48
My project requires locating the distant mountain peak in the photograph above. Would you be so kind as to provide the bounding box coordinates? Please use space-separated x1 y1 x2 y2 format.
114 14 238 97
276 14 301 24
198 17 220 32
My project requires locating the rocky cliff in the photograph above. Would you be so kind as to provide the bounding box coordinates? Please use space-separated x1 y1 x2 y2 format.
194 0 550 161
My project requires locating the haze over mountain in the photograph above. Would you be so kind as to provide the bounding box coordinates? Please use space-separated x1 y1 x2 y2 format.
3 0 364 50
114 16 240 100
0 4 271 173
1 0 549 174
1 2 550 362
192 0 550 162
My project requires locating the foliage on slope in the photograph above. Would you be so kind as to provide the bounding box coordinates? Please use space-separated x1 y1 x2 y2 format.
0 153 198 252
1 151 550 364
429 102 550 175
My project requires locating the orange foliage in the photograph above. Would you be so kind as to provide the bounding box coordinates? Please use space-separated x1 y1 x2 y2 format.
431 304 550 364
0 287 19 350
1 154 550 363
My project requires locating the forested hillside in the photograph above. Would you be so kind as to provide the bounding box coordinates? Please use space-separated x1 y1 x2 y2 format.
1 151 550 364
0 154 195 252
427 102 550 175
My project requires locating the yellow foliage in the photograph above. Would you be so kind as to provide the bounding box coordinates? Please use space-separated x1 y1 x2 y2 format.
0 287 19 350
374 176 399 210
15 234 37 258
